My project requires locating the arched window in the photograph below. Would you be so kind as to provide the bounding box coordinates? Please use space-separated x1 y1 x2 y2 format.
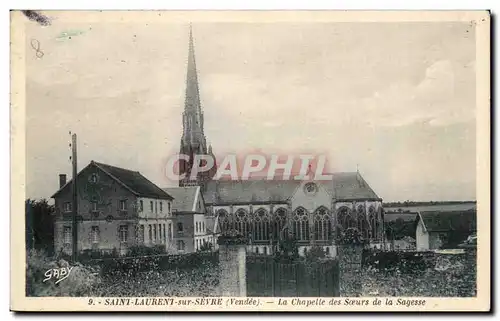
253 208 270 241
357 205 369 239
292 207 309 241
216 209 231 233
368 205 377 240
313 207 331 240
273 207 287 240
337 207 355 230
234 209 250 237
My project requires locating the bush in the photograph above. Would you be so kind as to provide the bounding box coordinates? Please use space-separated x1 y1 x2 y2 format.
274 230 299 261
127 245 166 257
305 244 326 262
362 249 434 273
338 228 366 245
198 241 213 252
97 251 218 277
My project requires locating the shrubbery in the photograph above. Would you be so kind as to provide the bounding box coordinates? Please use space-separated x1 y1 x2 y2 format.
304 244 326 262
127 245 166 257
26 249 220 297
26 244 476 298
26 249 100 297
94 256 220 297
360 250 477 297
198 241 213 252
362 249 435 273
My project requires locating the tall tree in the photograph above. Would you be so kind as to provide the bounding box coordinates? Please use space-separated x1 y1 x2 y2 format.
25 199 55 256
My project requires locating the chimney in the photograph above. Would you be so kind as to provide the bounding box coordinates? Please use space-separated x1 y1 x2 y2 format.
59 174 67 188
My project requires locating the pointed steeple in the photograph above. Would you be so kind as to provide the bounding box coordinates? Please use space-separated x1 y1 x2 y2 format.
181 24 206 153
185 24 201 115
179 25 216 189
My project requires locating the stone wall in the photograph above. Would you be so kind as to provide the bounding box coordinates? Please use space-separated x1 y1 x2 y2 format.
337 244 363 297
218 243 246 296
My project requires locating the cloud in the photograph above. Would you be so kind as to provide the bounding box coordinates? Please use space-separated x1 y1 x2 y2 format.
359 59 475 127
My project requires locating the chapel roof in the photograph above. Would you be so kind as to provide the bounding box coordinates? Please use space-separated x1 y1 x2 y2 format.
202 172 381 205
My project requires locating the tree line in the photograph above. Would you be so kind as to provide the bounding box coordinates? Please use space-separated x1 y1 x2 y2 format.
383 200 476 207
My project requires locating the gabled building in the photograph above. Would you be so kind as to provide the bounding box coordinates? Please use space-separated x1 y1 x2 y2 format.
51 161 174 256
415 209 477 251
163 186 216 254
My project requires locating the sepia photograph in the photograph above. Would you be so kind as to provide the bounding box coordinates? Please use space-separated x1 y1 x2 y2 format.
10 10 490 312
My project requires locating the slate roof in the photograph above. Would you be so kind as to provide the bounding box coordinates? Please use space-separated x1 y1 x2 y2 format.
202 172 380 205
52 161 174 200
417 209 477 233
331 172 381 201
203 179 300 205
163 186 200 213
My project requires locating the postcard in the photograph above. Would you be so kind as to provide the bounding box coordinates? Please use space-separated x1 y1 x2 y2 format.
10 10 490 312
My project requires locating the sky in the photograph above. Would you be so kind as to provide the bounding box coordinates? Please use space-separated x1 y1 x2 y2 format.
25 17 477 202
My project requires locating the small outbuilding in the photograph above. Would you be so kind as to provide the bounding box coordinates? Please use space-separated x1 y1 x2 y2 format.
415 209 476 251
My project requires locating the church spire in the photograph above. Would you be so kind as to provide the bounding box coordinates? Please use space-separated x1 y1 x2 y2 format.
179 25 216 188
185 24 201 116
181 24 206 153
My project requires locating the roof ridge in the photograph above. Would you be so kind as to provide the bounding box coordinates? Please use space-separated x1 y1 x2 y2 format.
134 171 173 198
92 162 140 196
92 160 140 174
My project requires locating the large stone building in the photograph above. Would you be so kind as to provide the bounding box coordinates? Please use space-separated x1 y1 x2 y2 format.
52 161 175 256
172 27 386 256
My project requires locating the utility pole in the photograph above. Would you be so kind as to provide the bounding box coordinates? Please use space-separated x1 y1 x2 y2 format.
71 133 78 262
